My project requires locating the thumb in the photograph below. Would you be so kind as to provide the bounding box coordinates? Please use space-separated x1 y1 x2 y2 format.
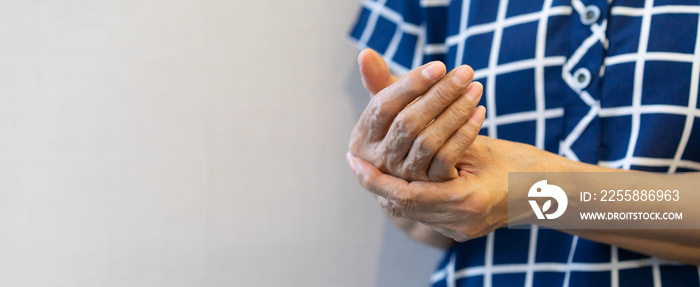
358 49 398 96
346 151 410 202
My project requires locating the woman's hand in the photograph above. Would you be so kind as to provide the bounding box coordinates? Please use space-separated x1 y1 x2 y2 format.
348 50 700 263
348 135 700 264
349 49 484 182
346 136 550 241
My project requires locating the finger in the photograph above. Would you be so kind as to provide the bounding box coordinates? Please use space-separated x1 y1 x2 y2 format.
402 82 483 181
377 197 448 220
350 154 423 210
381 65 475 171
428 105 486 180
372 193 445 223
351 154 464 210
355 60 446 142
358 49 398 96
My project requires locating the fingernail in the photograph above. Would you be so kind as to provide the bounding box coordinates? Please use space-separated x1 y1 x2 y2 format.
465 82 483 102
452 65 472 86
346 152 359 175
469 106 486 125
422 62 444 80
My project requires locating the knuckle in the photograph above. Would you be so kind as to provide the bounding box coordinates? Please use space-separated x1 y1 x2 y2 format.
400 159 425 182
357 169 372 187
367 148 390 174
367 99 390 124
433 150 455 167
428 153 457 181
377 146 402 175
366 102 382 120
392 114 419 138
442 104 467 124
452 99 473 118
430 84 458 105
415 133 440 155
371 158 389 175
399 75 426 96
359 169 382 192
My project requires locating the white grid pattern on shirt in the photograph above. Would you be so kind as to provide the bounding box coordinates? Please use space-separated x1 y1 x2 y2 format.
351 1 574 152
430 253 685 284
535 0 556 150
562 235 580 287
483 0 509 141
525 225 539 287
354 0 420 76
670 4 700 174
350 0 700 286
622 0 653 171
611 245 619 287
350 0 700 170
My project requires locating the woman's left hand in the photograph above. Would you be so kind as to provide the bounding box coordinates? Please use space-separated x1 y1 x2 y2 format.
347 135 553 241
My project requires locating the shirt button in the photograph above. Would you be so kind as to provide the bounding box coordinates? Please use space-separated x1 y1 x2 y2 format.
581 5 601 25
573 68 592 89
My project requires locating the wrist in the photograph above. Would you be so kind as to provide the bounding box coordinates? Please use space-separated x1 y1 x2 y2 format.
519 142 586 173
499 140 562 173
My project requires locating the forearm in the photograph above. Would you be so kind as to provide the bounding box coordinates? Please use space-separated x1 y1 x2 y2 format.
540 151 700 264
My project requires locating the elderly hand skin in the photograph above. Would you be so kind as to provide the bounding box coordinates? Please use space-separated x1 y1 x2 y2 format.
347 50 700 265
347 134 551 241
349 49 484 183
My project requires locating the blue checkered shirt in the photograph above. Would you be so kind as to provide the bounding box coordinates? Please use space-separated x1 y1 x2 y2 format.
350 0 700 286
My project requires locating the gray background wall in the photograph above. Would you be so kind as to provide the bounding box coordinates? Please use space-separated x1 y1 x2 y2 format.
0 1 443 286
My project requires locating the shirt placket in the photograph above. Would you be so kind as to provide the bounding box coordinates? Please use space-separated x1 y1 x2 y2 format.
559 0 610 163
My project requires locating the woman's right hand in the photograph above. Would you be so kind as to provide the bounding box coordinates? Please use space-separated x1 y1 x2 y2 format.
349 49 485 182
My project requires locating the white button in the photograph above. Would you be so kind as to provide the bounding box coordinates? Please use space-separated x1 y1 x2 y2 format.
573 68 592 89
581 5 601 25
